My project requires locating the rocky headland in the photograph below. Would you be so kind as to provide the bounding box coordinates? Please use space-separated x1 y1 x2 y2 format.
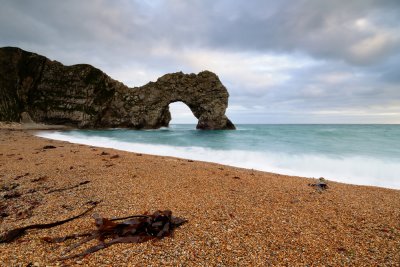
0 47 235 130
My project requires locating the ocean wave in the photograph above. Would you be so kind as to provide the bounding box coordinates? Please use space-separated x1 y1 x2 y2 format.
36 131 400 189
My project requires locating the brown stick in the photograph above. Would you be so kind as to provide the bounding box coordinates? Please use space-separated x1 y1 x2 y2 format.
0 202 99 243
46 180 90 194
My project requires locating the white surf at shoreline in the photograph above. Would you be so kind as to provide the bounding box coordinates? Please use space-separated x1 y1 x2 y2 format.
36 131 400 190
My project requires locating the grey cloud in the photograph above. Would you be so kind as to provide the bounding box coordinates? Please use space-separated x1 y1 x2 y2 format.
0 0 399 123
224 57 400 122
2 0 400 65
205 0 400 65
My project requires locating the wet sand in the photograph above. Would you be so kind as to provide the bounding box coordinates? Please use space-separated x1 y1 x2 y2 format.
0 128 399 266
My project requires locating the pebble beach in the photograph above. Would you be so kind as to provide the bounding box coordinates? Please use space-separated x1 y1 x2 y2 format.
0 128 399 266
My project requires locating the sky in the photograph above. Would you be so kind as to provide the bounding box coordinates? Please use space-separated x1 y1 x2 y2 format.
1 0 399 124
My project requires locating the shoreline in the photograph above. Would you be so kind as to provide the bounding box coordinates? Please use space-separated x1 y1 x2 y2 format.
4 122 400 191
39 134 399 192
35 127 400 191
1 128 399 265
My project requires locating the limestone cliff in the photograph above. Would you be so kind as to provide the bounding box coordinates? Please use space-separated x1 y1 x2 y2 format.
0 47 235 130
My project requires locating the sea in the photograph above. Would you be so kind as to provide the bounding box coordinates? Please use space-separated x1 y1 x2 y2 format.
36 124 400 190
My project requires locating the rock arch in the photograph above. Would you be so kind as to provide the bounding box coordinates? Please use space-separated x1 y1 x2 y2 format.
116 71 235 130
0 47 235 130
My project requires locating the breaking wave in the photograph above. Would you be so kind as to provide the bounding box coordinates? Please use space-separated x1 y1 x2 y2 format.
36 130 400 189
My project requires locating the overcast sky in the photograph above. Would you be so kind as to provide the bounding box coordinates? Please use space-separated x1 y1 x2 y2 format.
1 0 399 123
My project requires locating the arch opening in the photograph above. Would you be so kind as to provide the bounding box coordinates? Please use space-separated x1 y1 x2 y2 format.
168 101 198 125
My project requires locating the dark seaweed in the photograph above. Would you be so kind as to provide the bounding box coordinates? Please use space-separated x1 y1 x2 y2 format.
44 210 187 260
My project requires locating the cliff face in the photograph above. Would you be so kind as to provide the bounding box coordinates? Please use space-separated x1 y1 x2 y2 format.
0 47 235 130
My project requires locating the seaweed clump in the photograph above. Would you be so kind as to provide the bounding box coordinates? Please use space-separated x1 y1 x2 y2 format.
43 210 187 260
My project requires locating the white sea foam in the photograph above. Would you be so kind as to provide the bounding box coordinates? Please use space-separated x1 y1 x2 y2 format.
36 131 400 189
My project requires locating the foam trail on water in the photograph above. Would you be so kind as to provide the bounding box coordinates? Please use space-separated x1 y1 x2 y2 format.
36 131 400 189
190 150 400 189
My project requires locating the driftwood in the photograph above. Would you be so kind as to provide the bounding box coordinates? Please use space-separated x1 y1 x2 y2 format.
46 181 90 194
44 210 187 260
0 202 99 243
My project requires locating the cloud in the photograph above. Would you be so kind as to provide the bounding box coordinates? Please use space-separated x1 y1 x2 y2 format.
3 0 400 64
0 0 399 123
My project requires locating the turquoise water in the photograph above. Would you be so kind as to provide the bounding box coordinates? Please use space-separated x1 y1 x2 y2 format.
37 124 400 189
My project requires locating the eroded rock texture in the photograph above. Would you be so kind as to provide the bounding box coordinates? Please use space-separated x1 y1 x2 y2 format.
0 47 235 130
